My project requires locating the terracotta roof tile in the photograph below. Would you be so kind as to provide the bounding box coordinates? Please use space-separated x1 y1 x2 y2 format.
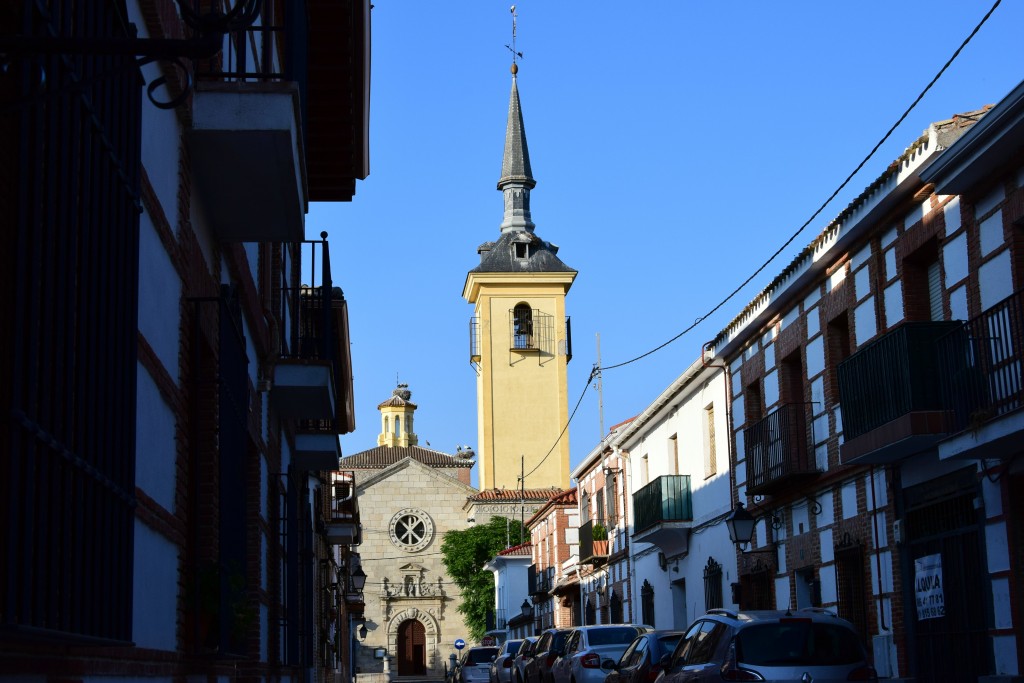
498 542 532 557
340 445 473 469
469 487 562 502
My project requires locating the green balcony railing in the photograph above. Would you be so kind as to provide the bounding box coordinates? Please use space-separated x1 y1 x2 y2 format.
633 475 692 534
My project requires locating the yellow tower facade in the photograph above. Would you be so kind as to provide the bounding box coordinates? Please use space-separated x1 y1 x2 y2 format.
377 383 418 448
463 65 576 491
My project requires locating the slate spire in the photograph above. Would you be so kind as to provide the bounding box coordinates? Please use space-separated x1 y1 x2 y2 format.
498 63 536 233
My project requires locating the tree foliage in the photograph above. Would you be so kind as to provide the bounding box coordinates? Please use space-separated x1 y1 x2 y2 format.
441 516 528 641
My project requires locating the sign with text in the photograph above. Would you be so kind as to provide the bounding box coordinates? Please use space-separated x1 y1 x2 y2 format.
914 554 945 620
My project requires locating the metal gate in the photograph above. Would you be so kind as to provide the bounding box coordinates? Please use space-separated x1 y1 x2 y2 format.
904 469 991 682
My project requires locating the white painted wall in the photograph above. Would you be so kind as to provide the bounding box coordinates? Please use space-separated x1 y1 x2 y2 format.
132 521 179 650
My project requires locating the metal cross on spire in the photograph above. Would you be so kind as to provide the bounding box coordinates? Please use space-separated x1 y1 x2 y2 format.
505 5 523 65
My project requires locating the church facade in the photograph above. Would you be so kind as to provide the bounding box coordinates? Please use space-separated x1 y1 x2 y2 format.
343 386 477 681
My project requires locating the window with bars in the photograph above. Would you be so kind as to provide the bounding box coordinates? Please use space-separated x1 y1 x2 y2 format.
641 580 655 628
835 542 868 641
1 1 142 642
513 303 534 349
610 591 623 623
703 557 723 610
605 475 616 522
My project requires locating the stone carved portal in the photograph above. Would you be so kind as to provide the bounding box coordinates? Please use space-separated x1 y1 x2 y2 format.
389 609 440 676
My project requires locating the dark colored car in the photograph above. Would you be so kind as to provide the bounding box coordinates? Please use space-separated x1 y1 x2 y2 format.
512 637 539 683
524 628 572 683
604 630 685 683
656 609 877 683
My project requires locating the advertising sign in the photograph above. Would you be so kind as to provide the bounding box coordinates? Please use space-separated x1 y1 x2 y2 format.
914 553 945 620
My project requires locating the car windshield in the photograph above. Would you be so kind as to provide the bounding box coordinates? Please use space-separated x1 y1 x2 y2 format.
466 648 499 665
655 634 683 654
736 621 864 666
588 627 640 646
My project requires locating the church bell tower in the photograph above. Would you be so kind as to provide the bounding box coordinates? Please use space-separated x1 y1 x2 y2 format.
462 57 576 491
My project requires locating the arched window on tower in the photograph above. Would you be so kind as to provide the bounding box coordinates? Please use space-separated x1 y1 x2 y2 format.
408 415 413 435
385 416 390 434
512 303 533 350
395 416 402 437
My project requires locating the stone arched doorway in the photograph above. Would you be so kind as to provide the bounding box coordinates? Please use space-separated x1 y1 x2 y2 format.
397 618 426 676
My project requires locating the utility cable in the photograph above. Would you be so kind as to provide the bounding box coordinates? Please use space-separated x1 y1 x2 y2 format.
521 369 595 482
600 0 1002 373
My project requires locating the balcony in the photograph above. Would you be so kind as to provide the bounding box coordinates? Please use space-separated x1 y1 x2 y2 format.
188 81 306 242
744 403 820 496
839 321 960 465
271 238 356 435
293 432 341 471
326 471 360 545
579 520 609 566
632 475 692 557
936 289 1024 461
529 565 554 597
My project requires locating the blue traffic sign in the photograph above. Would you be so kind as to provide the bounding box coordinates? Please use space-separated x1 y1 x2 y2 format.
454 638 466 650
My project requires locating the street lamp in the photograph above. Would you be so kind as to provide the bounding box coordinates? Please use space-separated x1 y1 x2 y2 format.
521 599 532 619
725 502 756 545
725 502 777 556
358 622 368 639
351 566 367 591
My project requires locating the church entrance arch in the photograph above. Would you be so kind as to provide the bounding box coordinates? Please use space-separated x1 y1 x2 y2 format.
397 619 427 676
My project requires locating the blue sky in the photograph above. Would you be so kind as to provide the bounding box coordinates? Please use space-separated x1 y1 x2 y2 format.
309 1 1024 488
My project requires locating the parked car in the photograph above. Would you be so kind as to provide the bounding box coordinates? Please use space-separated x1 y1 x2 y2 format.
512 637 539 683
460 646 501 683
524 628 572 683
550 625 646 683
491 639 526 683
605 630 685 683
656 609 877 682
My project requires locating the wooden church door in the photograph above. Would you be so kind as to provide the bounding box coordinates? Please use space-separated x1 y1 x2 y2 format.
397 619 426 675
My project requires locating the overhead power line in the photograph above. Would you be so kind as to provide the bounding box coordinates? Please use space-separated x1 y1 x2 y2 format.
520 0 1002 483
600 0 1002 373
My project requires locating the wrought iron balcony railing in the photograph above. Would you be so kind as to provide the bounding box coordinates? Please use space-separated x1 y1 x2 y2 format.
633 475 692 534
579 519 609 566
744 403 820 496
273 234 355 435
938 289 1024 434
838 321 960 441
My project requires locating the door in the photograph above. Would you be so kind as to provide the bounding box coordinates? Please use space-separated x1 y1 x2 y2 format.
398 619 427 676
904 469 991 682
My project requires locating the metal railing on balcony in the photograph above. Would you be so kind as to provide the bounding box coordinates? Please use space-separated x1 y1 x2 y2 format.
938 289 1024 434
331 471 358 521
191 1 308 90
744 403 819 495
275 234 353 433
633 475 692 534
579 519 609 565
838 321 960 441
469 316 481 366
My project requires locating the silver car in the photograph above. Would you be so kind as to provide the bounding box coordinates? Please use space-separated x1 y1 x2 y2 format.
550 625 645 683
460 646 501 683
491 639 526 683
512 637 539 683
656 608 877 682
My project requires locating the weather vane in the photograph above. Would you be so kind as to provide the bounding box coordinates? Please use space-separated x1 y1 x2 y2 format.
505 5 523 66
